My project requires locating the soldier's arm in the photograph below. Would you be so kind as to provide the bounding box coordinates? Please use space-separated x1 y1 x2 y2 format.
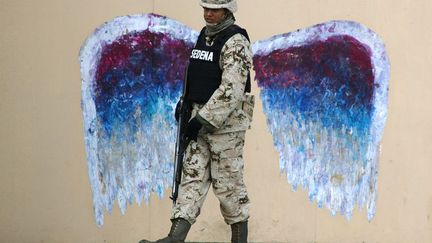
197 33 252 129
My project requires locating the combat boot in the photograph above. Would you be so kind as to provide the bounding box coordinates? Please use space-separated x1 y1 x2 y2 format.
139 218 191 243
231 220 248 243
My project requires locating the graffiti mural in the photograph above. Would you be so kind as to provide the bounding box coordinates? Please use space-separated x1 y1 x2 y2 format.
80 14 198 226
80 15 389 226
253 21 389 220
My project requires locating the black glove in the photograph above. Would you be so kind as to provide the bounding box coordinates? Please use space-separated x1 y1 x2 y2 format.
185 117 203 141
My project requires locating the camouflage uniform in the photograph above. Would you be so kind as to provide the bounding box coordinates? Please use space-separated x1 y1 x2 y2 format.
171 33 254 225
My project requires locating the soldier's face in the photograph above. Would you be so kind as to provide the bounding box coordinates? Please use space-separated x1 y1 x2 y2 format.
203 7 227 24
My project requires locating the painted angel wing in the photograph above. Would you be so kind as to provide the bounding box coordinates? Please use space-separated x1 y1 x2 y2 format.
252 21 389 220
79 14 198 226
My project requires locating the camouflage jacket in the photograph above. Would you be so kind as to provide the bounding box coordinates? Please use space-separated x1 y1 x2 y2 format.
193 32 255 134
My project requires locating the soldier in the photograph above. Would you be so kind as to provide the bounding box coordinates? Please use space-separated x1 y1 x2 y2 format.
140 0 254 242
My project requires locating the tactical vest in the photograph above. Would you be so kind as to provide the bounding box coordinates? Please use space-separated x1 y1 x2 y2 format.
185 25 251 104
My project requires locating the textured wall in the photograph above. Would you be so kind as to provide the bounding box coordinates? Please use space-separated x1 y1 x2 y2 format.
1 0 431 242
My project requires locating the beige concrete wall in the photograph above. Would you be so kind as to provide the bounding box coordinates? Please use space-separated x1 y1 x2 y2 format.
1 0 431 242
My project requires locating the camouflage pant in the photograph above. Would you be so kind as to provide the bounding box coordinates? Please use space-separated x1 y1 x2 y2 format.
171 130 250 225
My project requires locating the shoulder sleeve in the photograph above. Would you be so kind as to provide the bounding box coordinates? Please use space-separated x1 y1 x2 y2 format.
219 33 252 72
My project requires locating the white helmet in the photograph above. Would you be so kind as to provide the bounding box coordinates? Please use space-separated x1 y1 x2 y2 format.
199 0 238 13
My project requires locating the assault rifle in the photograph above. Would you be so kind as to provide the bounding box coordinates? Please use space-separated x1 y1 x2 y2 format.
170 97 192 205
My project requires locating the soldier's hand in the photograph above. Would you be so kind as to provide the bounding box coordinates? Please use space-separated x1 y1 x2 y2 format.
185 117 202 141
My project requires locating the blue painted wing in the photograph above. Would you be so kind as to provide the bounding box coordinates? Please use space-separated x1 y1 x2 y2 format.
252 21 389 220
79 14 198 226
